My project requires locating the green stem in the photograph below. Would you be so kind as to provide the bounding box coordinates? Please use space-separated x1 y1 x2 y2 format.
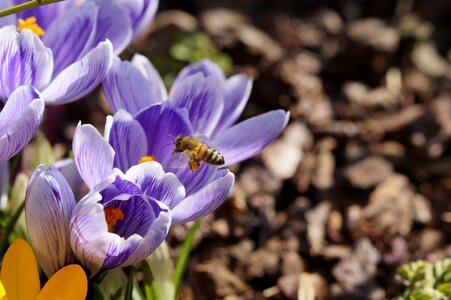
0 201 25 258
124 269 134 300
0 0 66 18
172 219 202 297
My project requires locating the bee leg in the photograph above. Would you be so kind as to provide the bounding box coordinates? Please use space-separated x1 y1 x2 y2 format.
188 158 201 173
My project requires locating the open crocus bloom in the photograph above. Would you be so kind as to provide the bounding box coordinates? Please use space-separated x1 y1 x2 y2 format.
1 0 158 43
0 0 123 105
0 85 44 162
26 163 173 276
75 57 286 223
0 239 87 300
102 55 290 166
73 113 235 224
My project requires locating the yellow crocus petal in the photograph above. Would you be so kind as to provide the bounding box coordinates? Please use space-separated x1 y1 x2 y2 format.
0 280 7 300
0 239 40 300
37 265 88 300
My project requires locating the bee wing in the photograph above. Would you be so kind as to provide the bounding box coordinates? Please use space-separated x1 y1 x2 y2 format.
168 151 190 169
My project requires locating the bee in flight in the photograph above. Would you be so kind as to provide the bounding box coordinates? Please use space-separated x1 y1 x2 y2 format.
172 135 225 172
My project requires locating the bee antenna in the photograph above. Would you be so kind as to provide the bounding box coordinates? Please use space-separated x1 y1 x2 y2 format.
168 134 177 139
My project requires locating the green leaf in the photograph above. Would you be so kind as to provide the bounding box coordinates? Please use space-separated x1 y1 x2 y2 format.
0 201 25 257
100 268 128 299
124 270 135 300
172 219 201 297
437 283 451 297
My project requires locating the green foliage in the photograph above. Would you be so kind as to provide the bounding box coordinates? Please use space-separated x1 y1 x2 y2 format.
151 31 232 87
394 259 451 300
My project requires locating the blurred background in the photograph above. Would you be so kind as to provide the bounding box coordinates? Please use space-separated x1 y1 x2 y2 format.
36 0 451 299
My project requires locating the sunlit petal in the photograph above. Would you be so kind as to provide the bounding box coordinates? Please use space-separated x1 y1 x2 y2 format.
0 239 40 300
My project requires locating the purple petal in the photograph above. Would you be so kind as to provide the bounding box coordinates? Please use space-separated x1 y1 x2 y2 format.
70 191 110 275
171 170 234 224
121 198 170 267
73 123 115 189
172 59 225 89
91 0 132 55
216 110 289 166
170 163 219 195
169 73 223 136
125 162 185 209
97 170 141 203
118 0 158 38
102 57 162 115
0 1 15 27
25 165 75 278
131 54 167 101
135 104 193 165
53 158 84 200
16 0 78 30
213 75 252 135
104 195 154 239
42 3 98 75
0 85 44 162
105 110 147 171
41 40 113 105
0 26 53 100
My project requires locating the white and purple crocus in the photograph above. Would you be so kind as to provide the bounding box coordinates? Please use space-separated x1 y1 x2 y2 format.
25 162 175 277
73 57 288 224
0 0 158 105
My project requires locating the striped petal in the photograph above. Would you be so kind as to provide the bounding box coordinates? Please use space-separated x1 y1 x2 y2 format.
41 40 113 105
171 170 234 224
0 26 53 100
216 110 289 165
126 162 185 209
169 73 223 137
25 165 76 278
102 57 163 115
0 85 44 162
42 3 98 74
73 122 115 189
105 110 147 171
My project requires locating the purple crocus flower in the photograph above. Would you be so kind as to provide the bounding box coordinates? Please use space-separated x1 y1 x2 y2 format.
103 56 289 165
25 162 174 276
6 0 158 40
0 0 126 105
73 119 234 224
0 85 44 162
73 57 286 224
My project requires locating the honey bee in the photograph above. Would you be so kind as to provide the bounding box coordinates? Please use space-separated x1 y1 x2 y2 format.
172 135 225 172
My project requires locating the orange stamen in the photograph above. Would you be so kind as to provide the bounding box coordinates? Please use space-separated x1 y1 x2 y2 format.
104 207 124 232
139 155 156 164
17 17 45 37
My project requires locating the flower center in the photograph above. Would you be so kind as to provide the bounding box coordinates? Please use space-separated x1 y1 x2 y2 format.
104 207 124 232
139 155 156 164
17 17 45 37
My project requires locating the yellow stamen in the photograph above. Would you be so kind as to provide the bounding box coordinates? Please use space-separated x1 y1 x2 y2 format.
17 17 45 37
104 207 124 232
139 155 156 164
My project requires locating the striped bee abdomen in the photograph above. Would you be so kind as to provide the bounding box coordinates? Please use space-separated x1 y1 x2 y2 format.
196 144 224 165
